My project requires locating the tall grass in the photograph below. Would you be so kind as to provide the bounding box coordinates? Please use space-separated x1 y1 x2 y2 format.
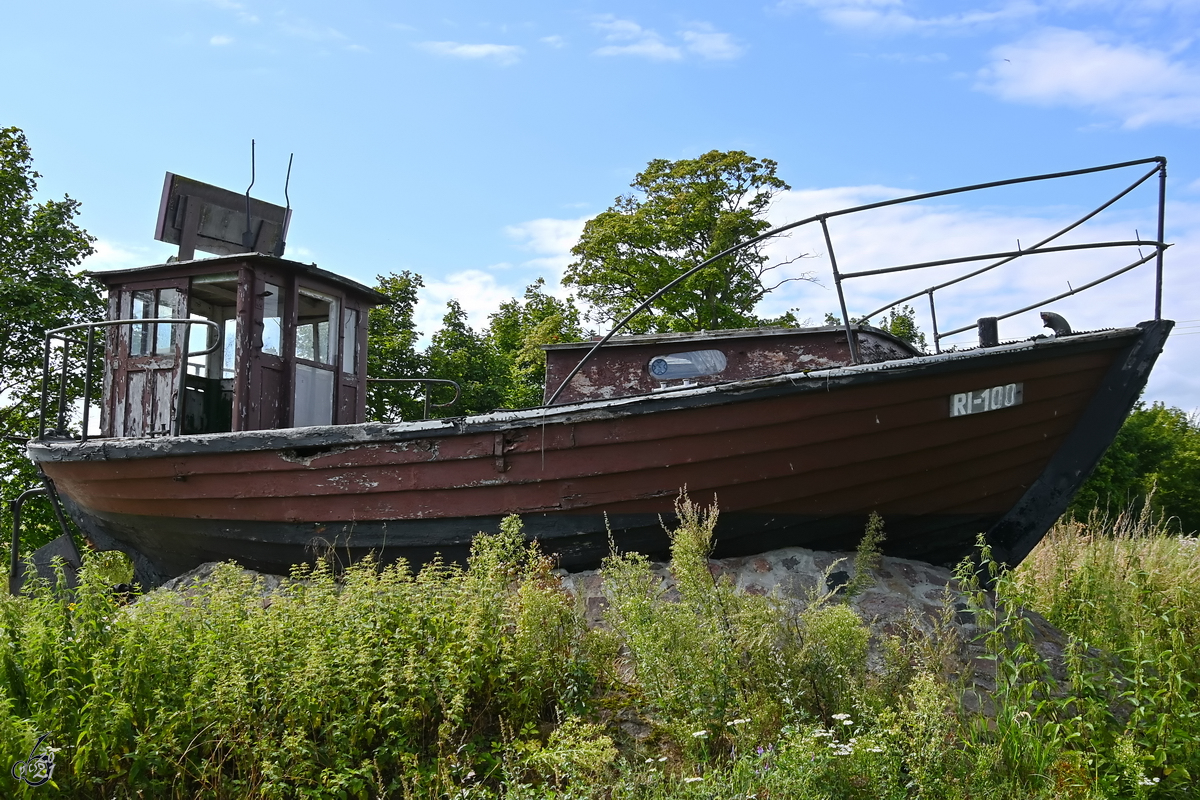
1 501 1196 798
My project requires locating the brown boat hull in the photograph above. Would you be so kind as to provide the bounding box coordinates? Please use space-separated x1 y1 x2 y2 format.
30 322 1171 586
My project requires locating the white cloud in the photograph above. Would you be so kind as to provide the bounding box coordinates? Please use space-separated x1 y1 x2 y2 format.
418 41 524 65
82 239 155 272
506 217 587 257
277 19 348 42
592 16 682 60
200 0 258 24
505 216 588 278
541 35 566 48
680 24 743 60
416 268 521 337
976 28 1200 127
209 34 233 46
779 0 1039 34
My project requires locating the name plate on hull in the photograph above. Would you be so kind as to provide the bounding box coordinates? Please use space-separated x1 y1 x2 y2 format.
950 382 1024 417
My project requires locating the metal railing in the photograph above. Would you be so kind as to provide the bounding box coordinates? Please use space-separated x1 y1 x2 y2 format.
367 378 462 420
546 157 1169 404
38 318 220 441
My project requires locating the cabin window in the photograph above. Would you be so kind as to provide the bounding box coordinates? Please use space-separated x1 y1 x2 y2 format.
262 283 283 356
129 287 182 356
647 350 728 381
342 308 359 375
293 288 339 427
294 364 335 426
295 288 338 365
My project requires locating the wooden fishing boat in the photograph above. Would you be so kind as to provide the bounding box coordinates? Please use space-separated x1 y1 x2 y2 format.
19 159 1176 588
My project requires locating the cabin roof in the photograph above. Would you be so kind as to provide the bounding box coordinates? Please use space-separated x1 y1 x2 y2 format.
86 252 390 305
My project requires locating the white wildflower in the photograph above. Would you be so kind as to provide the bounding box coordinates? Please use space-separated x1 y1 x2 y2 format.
692 730 709 738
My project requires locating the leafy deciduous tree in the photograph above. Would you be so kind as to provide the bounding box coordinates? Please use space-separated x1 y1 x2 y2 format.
824 304 928 352
366 271 428 422
426 300 508 417
1071 402 1200 534
564 150 812 334
488 278 585 408
0 126 102 555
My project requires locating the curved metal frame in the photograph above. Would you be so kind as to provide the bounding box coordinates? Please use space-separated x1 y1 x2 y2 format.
546 156 1168 404
38 318 221 441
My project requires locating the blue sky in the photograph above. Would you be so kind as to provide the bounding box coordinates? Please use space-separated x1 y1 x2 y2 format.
4 0 1199 410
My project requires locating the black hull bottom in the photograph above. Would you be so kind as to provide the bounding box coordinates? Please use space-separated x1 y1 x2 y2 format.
61 493 994 587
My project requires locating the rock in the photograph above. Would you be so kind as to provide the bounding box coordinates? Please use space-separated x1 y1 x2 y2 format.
559 544 1080 717
139 561 289 608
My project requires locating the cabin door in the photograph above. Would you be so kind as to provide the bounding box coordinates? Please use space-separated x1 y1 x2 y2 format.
107 280 189 437
240 272 287 430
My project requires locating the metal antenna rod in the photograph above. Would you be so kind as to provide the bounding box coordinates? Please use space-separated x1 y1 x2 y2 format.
243 139 256 250
274 153 293 257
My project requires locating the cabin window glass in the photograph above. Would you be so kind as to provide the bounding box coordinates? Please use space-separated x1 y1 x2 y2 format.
186 314 209 377
154 288 181 355
223 319 236 377
295 288 338 366
342 308 358 374
262 283 282 356
130 290 152 356
294 363 334 427
129 288 182 357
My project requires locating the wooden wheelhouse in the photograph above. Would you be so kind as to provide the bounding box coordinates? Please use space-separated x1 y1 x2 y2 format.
93 254 386 438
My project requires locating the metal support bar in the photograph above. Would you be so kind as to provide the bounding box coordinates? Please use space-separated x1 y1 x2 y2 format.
39 318 219 442
9 488 47 594
840 240 1163 281
823 217 860 364
81 326 96 441
1156 161 1167 320
857 162 1163 323
55 347 70 435
937 248 1164 339
927 290 941 354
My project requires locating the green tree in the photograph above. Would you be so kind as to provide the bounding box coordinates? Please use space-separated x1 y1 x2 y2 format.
426 300 508 417
488 278 585 408
366 271 429 422
1070 402 1200 534
564 150 811 334
824 304 928 352
878 304 928 351
0 126 102 556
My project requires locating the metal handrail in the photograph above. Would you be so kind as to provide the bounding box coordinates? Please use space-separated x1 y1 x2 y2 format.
367 377 462 420
545 157 1168 403
855 161 1164 324
39 318 220 440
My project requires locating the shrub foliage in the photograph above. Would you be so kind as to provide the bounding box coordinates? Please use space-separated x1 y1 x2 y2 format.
2 502 1197 798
